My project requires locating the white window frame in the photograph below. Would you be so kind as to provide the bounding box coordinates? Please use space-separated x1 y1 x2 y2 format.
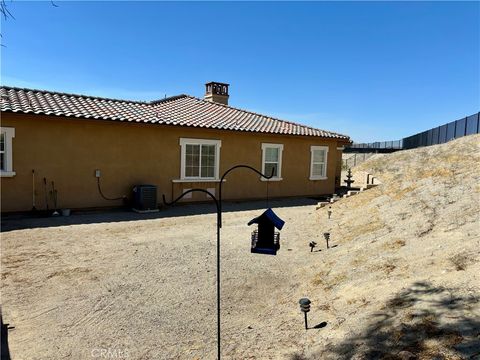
310 145 329 180
0 127 15 177
261 143 283 181
179 138 221 181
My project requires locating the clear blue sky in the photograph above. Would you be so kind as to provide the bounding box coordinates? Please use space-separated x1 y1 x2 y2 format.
1 1 479 142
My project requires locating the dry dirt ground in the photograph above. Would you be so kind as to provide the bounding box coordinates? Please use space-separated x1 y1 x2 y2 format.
2 135 479 360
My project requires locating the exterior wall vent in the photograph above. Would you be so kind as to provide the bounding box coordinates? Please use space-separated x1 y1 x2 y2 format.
132 185 159 213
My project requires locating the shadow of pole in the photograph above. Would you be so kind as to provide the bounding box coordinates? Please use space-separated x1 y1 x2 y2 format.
1 311 12 360
311 321 328 329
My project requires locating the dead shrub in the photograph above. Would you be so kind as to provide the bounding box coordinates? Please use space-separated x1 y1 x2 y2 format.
383 239 406 250
449 252 476 271
383 263 397 274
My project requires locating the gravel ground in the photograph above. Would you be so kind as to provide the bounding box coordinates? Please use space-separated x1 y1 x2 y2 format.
2 135 479 359
2 199 324 360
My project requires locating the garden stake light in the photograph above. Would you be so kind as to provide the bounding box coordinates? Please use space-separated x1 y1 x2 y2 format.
324 232 330 249
299 298 311 330
327 206 332 219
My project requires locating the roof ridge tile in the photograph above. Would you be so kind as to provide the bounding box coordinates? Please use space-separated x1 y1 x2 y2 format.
0 85 350 140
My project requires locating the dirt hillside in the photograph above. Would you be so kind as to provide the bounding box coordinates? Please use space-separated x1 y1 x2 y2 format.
297 134 480 359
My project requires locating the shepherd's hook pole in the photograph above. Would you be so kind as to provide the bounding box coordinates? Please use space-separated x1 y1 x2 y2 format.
163 165 274 360
218 165 275 228
216 220 221 359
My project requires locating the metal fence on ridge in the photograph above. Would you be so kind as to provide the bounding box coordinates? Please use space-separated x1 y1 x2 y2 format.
346 112 480 152
402 112 479 149
348 140 403 151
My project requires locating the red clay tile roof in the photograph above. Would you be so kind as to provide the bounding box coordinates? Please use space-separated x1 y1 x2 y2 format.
0 86 349 140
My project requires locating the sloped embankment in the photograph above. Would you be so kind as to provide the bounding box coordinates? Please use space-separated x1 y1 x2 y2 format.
299 134 480 359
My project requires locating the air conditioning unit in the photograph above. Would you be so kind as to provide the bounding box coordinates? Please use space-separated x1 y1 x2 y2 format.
132 185 159 213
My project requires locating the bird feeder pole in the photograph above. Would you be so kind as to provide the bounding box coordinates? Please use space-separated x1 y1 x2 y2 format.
163 164 274 360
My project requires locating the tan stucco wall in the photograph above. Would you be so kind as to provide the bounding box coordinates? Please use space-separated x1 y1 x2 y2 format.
1 113 349 212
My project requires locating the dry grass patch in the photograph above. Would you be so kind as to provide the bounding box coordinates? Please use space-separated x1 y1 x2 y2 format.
357 158 388 175
350 254 368 268
417 167 455 179
341 215 385 243
311 270 329 287
370 260 399 276
341 188 381 209
311 271 347 291
391 185 418 200
439 153 466 165
46 267 92 279
449 251 477 271
383 238 406 250
316 303 332 312
346 296 370 307
381 263 397 275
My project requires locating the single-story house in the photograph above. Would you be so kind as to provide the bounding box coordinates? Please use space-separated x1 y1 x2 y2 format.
0 82 350 213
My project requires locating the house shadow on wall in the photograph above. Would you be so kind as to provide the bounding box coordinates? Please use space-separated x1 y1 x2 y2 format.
1 197 318 232
291 281 480 360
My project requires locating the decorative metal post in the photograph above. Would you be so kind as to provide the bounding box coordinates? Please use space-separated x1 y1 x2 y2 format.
344 168 355 189
163 165 274 360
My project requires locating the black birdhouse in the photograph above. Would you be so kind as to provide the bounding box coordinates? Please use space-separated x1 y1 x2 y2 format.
248 208 285 255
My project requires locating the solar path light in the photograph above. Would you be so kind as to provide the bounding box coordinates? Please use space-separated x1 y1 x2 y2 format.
299 298 311 330
327 206 332 219
324 232 331 249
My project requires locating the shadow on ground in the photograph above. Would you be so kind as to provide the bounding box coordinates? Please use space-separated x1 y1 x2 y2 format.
1 311 12 360
1 197 318 232
291 281 480 360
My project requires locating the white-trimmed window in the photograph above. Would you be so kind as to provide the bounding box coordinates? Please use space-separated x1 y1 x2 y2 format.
179 138 221 180
310 146 328 180
0 127 15 177
261 143 283 181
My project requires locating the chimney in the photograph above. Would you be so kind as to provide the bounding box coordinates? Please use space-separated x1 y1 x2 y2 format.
204 82 229 105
